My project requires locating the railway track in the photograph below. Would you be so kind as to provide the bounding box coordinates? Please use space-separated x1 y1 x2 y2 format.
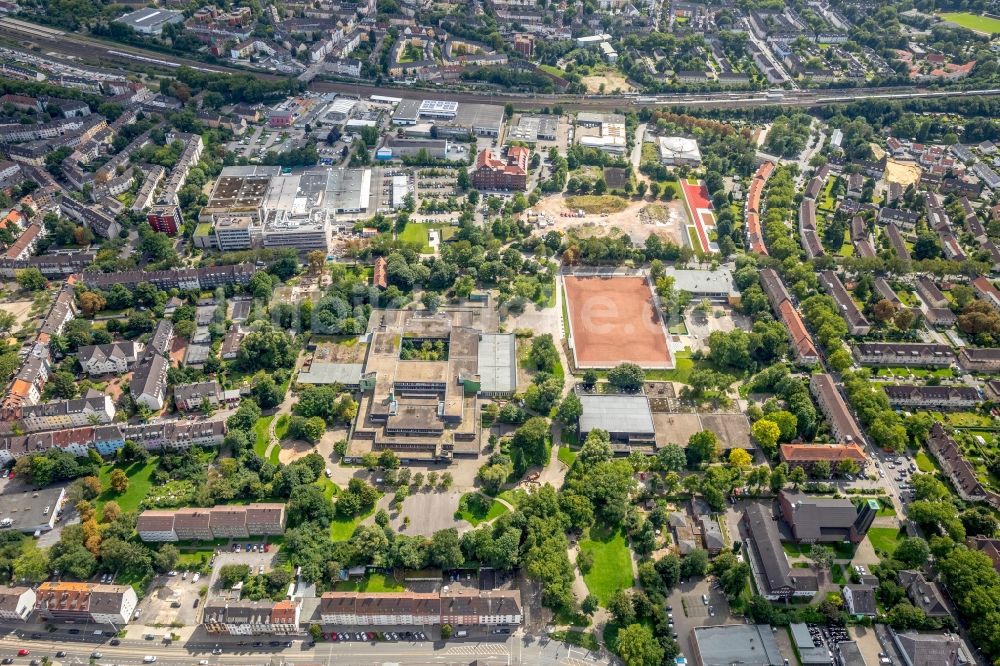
1 16 999 111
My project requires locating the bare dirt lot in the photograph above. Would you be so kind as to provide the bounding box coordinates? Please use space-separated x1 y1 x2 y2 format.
581 67 635 94
532 195 686 246
563 274 673 369
884 159 922 187
0 298 34 333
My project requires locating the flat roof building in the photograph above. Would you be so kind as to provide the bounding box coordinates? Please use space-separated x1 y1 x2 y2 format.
0 487 65 533
348 308 514 463
578 394 655 452
508 115 558 143
116 7 184 34
690 624 783 666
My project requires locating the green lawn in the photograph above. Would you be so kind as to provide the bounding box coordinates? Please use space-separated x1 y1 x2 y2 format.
549 630 600 651
96 459 157 518
558 445 577 467
940 11 1000 34
539 64 567 77
455 493 510 526
580 525 633 605
832 564 847 585
334 573 404 592
644 350 697 384
497 488 529 507
915 451 938 473
330 498 381 541
868 527 904 556
398 223 430 251
254 416 274 458
315 477 338 502
782 542 806 557
275 414 290 440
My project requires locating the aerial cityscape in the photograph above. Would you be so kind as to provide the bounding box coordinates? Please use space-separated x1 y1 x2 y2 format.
0 0 996 664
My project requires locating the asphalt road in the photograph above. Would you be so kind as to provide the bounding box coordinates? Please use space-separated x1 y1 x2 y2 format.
0 632 611 666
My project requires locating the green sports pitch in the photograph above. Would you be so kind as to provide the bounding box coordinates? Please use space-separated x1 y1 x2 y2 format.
939 12 1000 34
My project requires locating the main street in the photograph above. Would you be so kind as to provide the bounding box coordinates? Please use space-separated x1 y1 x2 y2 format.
0 631 609 666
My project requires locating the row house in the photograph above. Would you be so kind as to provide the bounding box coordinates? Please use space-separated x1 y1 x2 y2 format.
759 269 818 365
926 423 1000 510
957 347 1000 373
0 343 50 419
318 590 522 627
885 223 911 261
34 582 137 626
122 418 226 451
878 207 920 230
779 442 867 472
77 341 144 376
203 599 301 636
925 307 957 328
973 276 1000 314
0 586 36 621
20 393 116 432
129 354 169 411
916 276 948 309
4 223 41 261
38 281 77 339
95 129 154 184
851 342 955 367
810 373 865 445
174 380 220 412
136 503 286 542
58 197 121 240
883 385 980 410
131 165 166 213
79 263 258 291
818 270 870 336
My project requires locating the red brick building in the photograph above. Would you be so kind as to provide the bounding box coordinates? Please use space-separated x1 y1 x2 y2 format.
147 204 182 235
471 147 528 191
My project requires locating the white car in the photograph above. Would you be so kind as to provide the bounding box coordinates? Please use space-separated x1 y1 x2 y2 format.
192 573 200 583
143 656 157 663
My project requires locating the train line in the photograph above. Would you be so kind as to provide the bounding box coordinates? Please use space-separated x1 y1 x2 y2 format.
0 16 998 111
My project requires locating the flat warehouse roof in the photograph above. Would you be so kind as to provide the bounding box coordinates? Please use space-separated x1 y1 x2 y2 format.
477 333 516 394
454 103 504 131
579 394 655 434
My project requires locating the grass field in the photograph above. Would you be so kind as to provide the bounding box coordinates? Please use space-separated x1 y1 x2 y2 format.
254 416 274 458
580 525 633 605
538 64 567 78
398 223 453 253
96 459 157 518
940 12 1000 34
334 573 404 592
558 445 577 467
565 195 629 215
275 414 290 440
915 451 938 473
455 493 510 526
330 497 381 541
868 527 904 556
549 630 600 651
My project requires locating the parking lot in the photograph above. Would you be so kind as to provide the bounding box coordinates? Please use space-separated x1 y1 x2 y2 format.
666 576 734 657
139 573 206 627
208 543 279 592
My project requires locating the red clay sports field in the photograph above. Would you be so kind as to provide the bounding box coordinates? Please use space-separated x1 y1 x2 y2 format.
679 179 717 254
563 274 674 369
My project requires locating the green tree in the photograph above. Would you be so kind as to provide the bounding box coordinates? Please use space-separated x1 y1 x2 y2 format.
608 363 645 392
686 430 719 466
751 419 781 452
556 393 583 425
894 537 930 567
615 623 664 666
16 268 46 291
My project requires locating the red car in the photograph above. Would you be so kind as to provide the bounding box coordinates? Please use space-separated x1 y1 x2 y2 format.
329 633 338 641
263 545 269 553
17 649 28 656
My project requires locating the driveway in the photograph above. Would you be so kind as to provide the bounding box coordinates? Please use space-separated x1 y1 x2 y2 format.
667 576 734 658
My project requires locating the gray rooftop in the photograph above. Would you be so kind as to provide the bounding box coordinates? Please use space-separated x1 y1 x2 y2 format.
297 362 364 386
579 394 654 435
0 487 64 533
476 334 516 395
691 624 784 666
663 267 737 297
